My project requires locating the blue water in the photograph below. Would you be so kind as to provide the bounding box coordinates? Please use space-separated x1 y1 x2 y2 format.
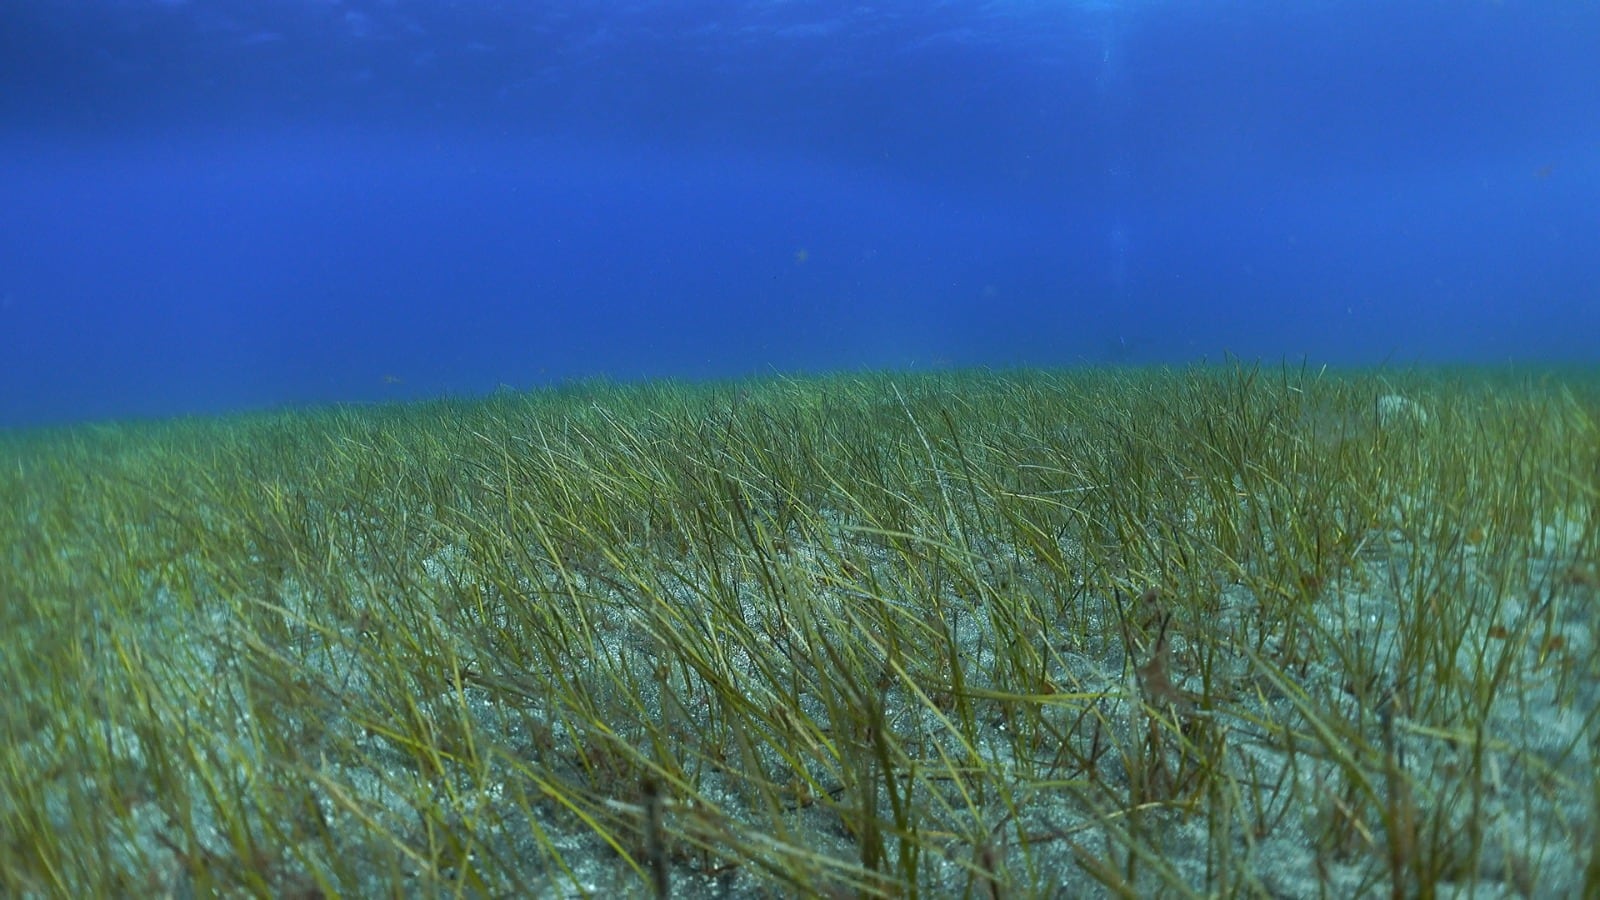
2 1 1596 427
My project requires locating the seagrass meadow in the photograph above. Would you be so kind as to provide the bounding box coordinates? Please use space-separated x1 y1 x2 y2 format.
2 363 1597 898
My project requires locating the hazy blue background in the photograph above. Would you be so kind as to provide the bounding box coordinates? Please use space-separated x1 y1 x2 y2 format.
2 1 1597 427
